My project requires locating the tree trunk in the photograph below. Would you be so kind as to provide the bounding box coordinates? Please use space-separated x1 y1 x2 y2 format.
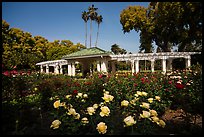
95 24 99 47
85 22 87 48
90 20 92 48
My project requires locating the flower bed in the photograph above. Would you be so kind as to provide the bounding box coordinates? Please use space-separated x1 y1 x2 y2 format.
2 64 202 135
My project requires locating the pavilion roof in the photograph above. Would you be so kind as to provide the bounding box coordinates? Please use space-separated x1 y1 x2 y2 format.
62 47 112 59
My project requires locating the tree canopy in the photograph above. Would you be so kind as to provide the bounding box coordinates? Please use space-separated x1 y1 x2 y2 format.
111 44 127 55
120 2 202 52
2 20 86 70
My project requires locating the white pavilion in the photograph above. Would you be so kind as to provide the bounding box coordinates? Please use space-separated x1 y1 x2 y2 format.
36 47 201 77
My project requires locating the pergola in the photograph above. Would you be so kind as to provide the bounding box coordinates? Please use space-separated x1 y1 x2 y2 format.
36 59 68 74
36 47 201 76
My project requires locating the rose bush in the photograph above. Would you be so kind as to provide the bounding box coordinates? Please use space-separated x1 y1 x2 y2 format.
2 64 202 135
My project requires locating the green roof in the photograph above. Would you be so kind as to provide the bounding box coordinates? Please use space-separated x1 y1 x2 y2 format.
62 47 112 59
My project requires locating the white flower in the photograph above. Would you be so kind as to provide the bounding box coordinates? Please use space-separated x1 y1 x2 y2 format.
76 92 83 98
83 93 88 98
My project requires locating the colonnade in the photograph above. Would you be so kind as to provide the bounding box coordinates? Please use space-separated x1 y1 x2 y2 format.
36 52 199 76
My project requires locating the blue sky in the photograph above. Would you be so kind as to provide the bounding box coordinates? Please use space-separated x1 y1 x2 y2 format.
2 2 150 53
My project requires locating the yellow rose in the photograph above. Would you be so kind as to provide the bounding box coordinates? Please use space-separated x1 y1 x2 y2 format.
123 116 136 127
34 87 38 91
53 100 60 108
81 117 89 125
140 111 151 119
141 91 148 96
96 122 107 134
155 96 161 101
137 91 142 96
50 120 61 129
93 104 99 109
158 119 166 128
67 108 76 115
87 107 95 115
147 98 154 103
99 106 110 117
66 94 72 99
102 94 110 102
151 116 159 123
150 109 158 116
140 102 150 109
121 100 129 107
102 94 114 103
108 94 114 102
73 113 80 120
60 102 66 107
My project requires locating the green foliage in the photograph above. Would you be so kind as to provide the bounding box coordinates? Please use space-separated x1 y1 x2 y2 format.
120 2 202 52
2 20 85 70
2 65 202 135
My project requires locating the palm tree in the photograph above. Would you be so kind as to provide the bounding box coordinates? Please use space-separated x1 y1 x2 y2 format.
82 11 89 48
95 15 103 47
88 4 98 48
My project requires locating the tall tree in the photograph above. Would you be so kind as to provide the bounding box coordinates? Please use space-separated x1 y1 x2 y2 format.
95 15 103 47
120 2 202 52
88 4 98 48
82 11 89 48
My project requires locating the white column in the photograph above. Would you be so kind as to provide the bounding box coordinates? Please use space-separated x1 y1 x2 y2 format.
168 58 173 70
67 63 72 76
71 63 75 76
162 59 166 73
101 60 108 72
131 60 135 74
186 56 191 68
135 60 139 73
54 64 59 74
111 61 116 73
46 64 49 74
40 65 43 73
97 61 101 72
151 60 155 72
59 65 63 74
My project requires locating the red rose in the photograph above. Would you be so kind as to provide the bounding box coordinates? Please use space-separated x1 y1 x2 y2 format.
98 74 103 78
73 89 78 94
175 83 184 89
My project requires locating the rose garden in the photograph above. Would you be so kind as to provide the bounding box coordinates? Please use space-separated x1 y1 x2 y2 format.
2 2 202 135
2 63 202 135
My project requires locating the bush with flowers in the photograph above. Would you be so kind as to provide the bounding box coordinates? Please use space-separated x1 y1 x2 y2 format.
2 64 202 135
48 72 170 135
